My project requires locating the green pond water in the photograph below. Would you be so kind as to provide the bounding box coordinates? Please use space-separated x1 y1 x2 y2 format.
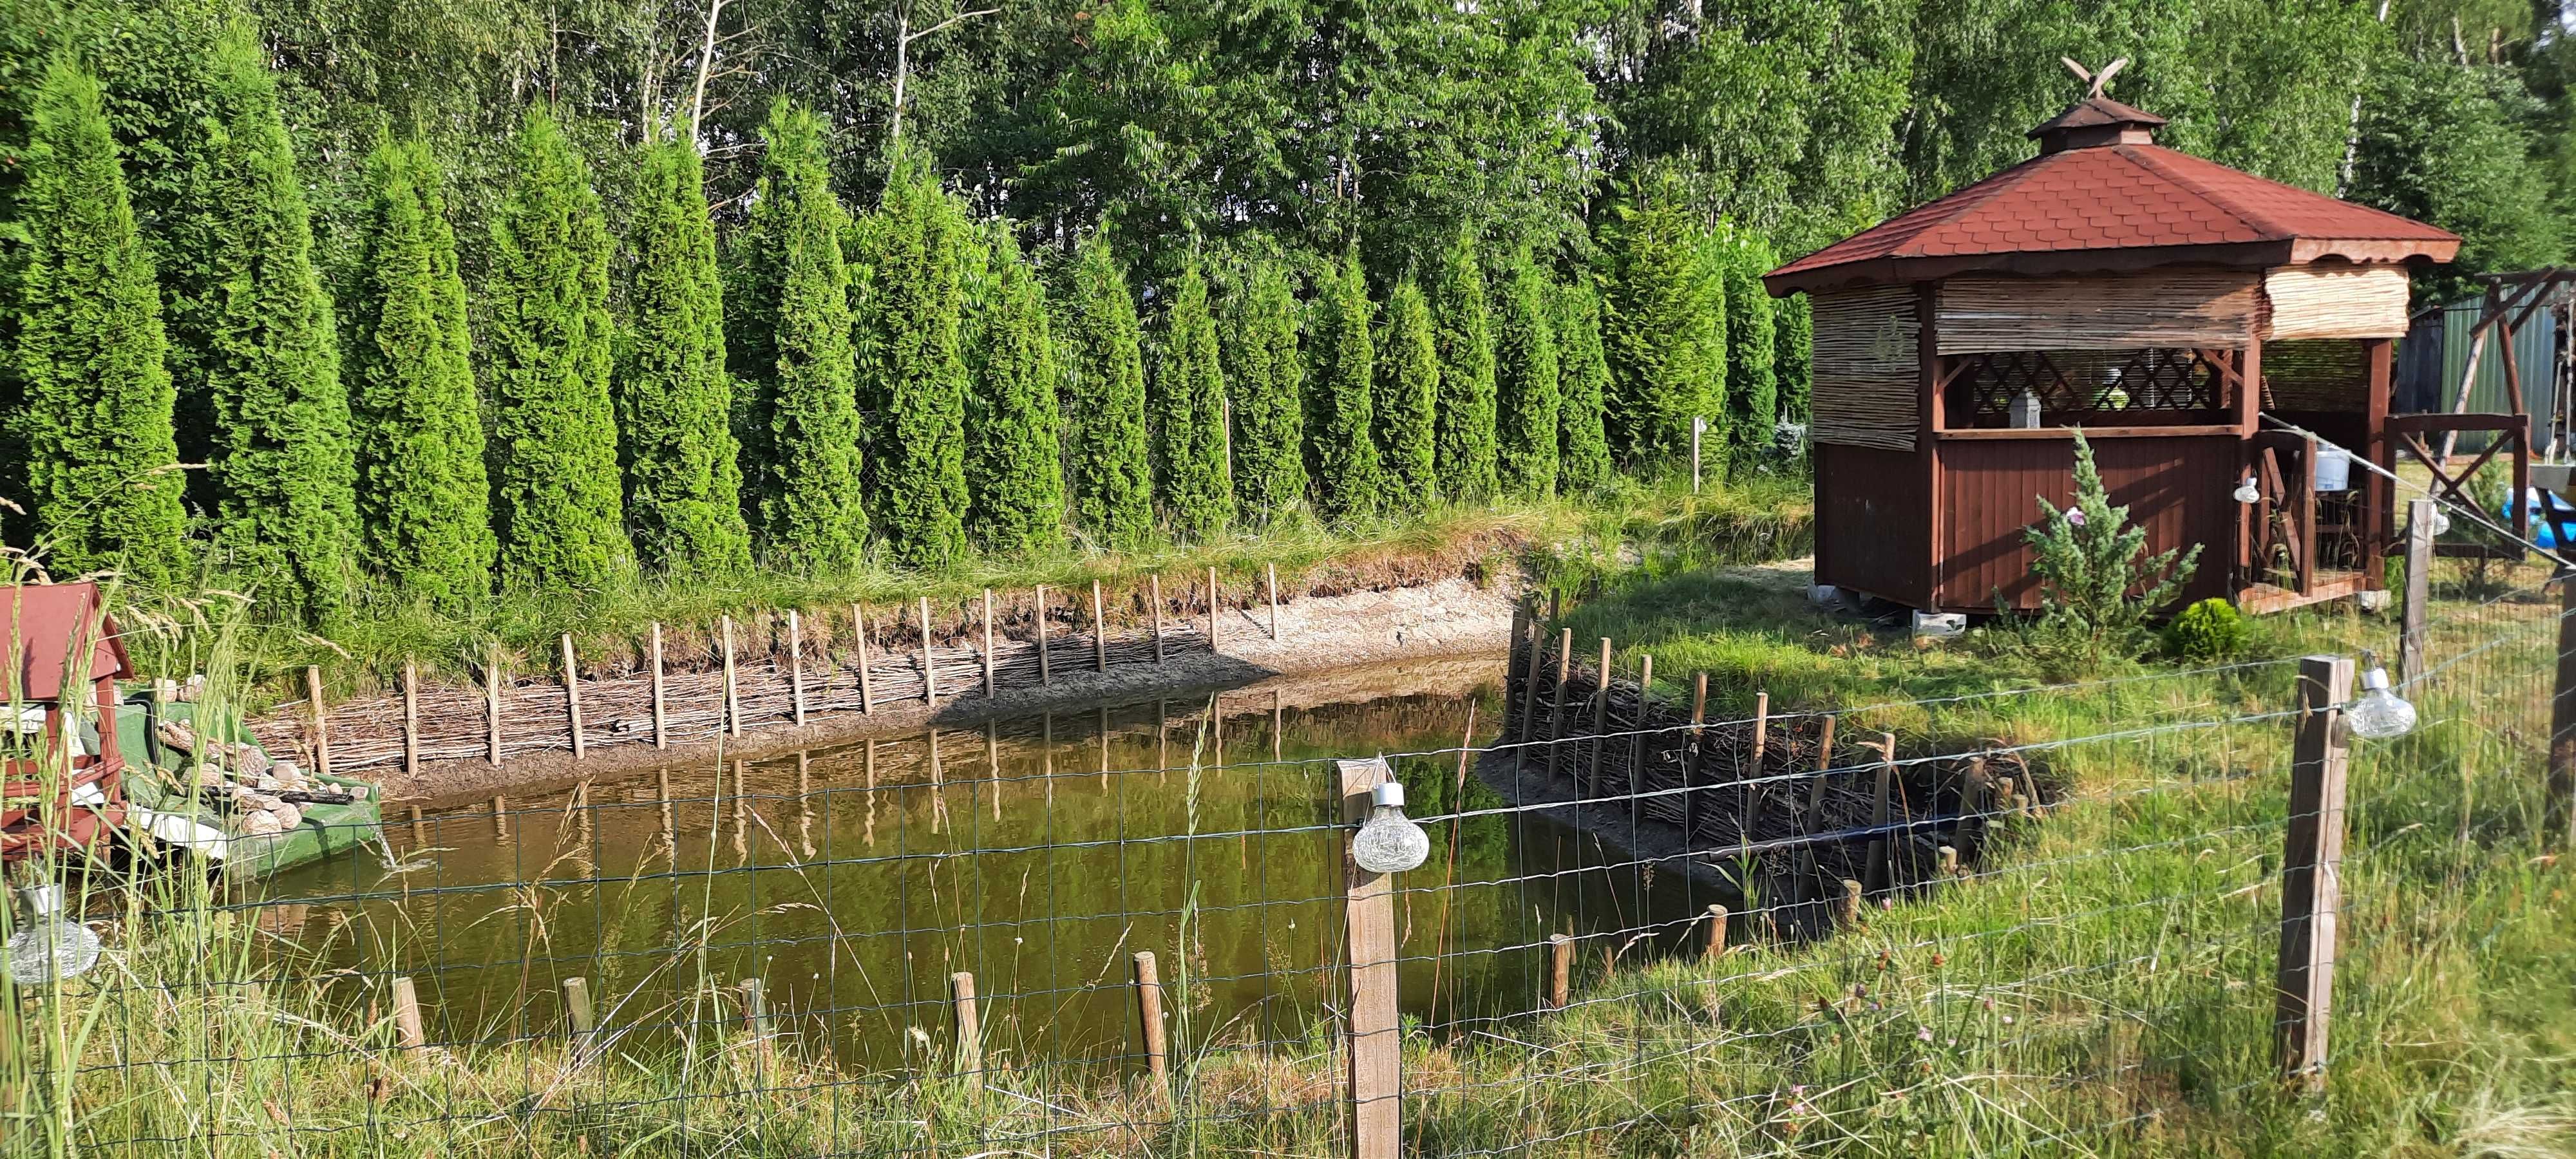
251 663 1719 1075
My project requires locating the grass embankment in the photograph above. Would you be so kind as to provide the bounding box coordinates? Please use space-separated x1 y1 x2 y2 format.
111 476 1811 714
10 551 2569 1157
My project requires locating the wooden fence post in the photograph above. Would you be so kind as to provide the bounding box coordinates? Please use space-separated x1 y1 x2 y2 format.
1865 732 1895 893
305 666 331 778
1629 654 1654 804
1703 903 1728 959
484 654 504 768
650 623 668 748
2400 499 2435 686
852 605 874 713
401 659 420 781
1150 574 1166 663
1684 674 1709 840
1511 604 1545 778
788 610 808 727
1547 933 1572 1010
1544 628 1572 782
1035 585 1051 686
1132 950 1168 1092
950 971 983 1095
983 590 998 697
920 597 938 704
741 977 773 1066
1266 563 1281 641
721 616 741 736
560 634 585 760
1340 757 1401 1159
2552 576 2576 850
1092 580 1108 673
2278 654 2353 1093
562 977 595 1055
391 975 425 1050
1587 638 1612 795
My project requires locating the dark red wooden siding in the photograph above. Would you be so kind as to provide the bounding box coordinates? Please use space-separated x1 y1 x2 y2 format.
1815 442 1935 607
1933 435 2237 612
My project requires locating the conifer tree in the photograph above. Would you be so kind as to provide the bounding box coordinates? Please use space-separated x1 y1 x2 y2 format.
1305 248 1381 522
1430 229 1499 500
1775 293 1813 426
855 147 971 569
1224 258 1305 522
195 26 359 619
347 133 494 610
11 58 188 584
1554 280 1615 495
965 226 1065 554
618 140 750 576
1718 231 1777 473
1601 177 1725 471
1063 231 1153 551
727 100 866 569
1153 252 1233 540
485 106 630 590
1372 276 1439 510
1493 255 1561 498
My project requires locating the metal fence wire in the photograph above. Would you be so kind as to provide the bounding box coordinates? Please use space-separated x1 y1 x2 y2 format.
1 555 2567 1156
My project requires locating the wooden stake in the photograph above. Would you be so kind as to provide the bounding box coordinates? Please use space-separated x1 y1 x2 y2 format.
852 605 873 713
1150 574 1165 663
1866 731 1895 893
788 610 808 727
1091 580 1108 672
486 654 504 768
402 659 421 781
561 634 585 760
2552 576 2576 850
1340 757 1401 1158
391 975 425 1050
1628 654 1654 797
1683 673 1708 838
1749 691 1770 771
1587 637 1611 795
740 977 772 1066
305 666 331 778
1035 585 1051 686
1266 563 1281 641
1207 567 1220 652
1511 603 1544 778
920 597 938 704
2400 498 2435 685
1544 628 1572 783
721 616 741 736
1937 845 1960 876
1838 879 1863 925
2278 655 2353 1093
563 977 595 1051
1703 904 1729 959
1132 950 1169 1090
982 590 997 697
950 971 983 1094
1548 934 1573 1009
650 623 668 748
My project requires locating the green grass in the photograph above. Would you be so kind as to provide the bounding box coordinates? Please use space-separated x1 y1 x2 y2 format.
6 544 2569 1157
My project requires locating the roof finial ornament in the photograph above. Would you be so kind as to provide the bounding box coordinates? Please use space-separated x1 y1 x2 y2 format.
2060 56 2129 99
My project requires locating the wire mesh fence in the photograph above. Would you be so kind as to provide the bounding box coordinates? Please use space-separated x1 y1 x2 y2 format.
2 552 2569 1156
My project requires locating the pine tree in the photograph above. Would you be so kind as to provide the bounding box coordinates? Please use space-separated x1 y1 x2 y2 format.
1305 248 1381 522
965 225 1065 554
1063 231 1153 551
1601 176 1725 471
1224 258 1305 523
11 58 188 584
1554 279 1614 495
195 26 359 619
1429 230 1499 500
346 133 494 611
619 140 750 576
1718 230 1777 473
855 147 971 569
485 106 630 591
1153 252 1233 540
1775 292 1813 427
727 100 866 569
1372 276 1439 510
1493 255 1561 498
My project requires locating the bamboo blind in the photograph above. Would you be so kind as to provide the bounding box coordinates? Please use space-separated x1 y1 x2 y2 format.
1935 269 2260 353
2260 263 2410 341
1810 285 1921 451
2260 339 2369 411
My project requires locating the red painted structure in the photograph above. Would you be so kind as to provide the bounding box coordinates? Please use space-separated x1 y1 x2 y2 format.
1767 94 2477 616
3 582 131 861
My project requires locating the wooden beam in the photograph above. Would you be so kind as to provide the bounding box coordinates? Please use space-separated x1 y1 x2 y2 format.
1340 757 1401 1159
2277 655 2353 1092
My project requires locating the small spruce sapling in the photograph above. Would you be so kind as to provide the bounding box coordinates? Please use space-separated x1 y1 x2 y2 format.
2023 433 2200 664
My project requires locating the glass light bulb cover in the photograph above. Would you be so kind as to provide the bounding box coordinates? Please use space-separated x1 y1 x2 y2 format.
1352 786 1431 874
6 919 100 985
2232 477 2262 504
2347 684 2417 740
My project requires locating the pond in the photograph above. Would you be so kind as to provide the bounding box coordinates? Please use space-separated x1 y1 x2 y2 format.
251 658 1721 1076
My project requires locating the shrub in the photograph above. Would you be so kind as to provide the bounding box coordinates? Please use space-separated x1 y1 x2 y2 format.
2162 598 2248 661
2024 432 2200 667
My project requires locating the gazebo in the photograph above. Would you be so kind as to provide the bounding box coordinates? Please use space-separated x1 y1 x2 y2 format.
1765 80 2479 617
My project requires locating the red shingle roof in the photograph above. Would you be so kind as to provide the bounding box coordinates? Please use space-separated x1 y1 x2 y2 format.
5 583 129 702
1765 100 2458 297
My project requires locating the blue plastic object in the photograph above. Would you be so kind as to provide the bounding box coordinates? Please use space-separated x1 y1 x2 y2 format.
2502 488 2576 549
